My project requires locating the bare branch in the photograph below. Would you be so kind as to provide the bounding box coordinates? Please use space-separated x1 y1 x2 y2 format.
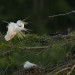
19 45 50 50
55 67 71 75
49 10 75 18
67 65 75 75
0 45 51 56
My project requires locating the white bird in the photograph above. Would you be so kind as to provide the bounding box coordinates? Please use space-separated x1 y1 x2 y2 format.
24 61 37 69
5 20 28 41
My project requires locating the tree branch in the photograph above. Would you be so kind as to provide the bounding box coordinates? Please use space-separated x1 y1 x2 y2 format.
0 45 51 56
55 67 71 75
19 45 50 50
49 10 75 18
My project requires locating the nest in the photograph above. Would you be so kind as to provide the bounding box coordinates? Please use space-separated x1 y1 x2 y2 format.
13 67 46 75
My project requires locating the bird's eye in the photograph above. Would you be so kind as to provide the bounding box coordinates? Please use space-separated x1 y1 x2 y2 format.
18 25 22 27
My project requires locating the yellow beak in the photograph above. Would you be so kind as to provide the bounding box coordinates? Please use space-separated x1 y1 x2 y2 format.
22 22 28 25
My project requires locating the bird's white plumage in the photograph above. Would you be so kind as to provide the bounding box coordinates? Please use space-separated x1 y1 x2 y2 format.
16 20 24 31
24 61 37 69
5 20 27 41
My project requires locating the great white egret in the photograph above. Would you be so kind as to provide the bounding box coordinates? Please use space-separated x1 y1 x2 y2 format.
24 61 37 69
5 20 28 41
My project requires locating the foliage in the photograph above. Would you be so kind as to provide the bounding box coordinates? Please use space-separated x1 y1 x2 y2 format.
0 33 75 75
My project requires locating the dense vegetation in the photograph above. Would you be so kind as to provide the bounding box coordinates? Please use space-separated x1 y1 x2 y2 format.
0 32 75 75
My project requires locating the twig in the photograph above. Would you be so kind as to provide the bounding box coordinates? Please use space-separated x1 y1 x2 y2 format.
0 45 51 56
19 45 50 50
49 10 75 18
67 65 75 75
55 67 71 75
47 59 75 74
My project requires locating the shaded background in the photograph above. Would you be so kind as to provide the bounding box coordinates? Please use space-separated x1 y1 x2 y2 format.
0 0 75 33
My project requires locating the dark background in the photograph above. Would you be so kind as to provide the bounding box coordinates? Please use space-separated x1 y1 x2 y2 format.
0 0 75 33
